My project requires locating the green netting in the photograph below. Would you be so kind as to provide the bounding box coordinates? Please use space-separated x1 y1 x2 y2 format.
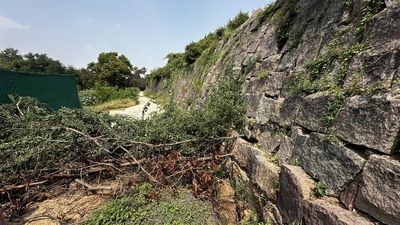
0 69 81 110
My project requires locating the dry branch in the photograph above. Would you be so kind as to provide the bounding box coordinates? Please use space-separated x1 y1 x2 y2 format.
0 180 48 192
74 179 113 191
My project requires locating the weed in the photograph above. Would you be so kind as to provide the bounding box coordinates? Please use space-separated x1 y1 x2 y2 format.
290 159 300 166
92 98 137 111
256 70 270 78
242 55 261 75
79 84 140 107
256 3 277 27
85 184 213 225
227 12 250 30
313 181 327 198
272 0 297 50
342 0 353 8
356 0 386 39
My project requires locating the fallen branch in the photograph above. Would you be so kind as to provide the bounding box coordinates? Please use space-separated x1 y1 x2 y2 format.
119 146 165 187
196 153 233 162
1 180 48 192
65 127 109 152
16 98 24 116
126 139 198 148
74 179 113 192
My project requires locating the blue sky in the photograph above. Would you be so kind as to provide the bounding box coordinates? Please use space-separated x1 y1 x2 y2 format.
0 1 271 71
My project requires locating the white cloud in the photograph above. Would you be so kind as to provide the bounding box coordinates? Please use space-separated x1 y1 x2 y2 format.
0 15 29 30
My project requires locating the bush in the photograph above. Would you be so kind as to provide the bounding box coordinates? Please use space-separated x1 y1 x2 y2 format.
184 34 218 65
257 3 277 26
0 73 245 185
227 12 249 30
79 84 140 106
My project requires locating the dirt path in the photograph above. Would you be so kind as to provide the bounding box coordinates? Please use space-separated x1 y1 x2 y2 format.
109 92 160 119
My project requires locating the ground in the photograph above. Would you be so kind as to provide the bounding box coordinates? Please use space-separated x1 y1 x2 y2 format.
109 92 160 119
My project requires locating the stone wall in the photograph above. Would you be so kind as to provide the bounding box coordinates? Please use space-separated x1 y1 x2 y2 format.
151 0 400 224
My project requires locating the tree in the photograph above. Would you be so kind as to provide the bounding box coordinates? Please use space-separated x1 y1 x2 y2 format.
0 48 23 71
75 68 97 90
88 52 146 88
0 48 66 74
20 53 66 74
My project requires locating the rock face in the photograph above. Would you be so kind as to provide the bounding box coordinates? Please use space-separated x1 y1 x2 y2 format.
354 155 400 225
215 179 238 224
333 94 400 154
293 132 366 195
304 199 375 225
150 0 400 223
251 155 280 201
277 165 314 224
296 92 335 133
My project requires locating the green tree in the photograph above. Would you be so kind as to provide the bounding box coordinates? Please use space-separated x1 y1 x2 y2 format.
20 53 66 74
88 52 144 87
0 48 67 74
0 48 23 71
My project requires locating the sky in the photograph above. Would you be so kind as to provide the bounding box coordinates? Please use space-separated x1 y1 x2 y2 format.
0 1 272 71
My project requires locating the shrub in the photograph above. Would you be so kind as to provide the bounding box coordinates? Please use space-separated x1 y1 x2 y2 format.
184 34 218 65
79 84 140 106
314 181 327 198
273 0 297 50
227 12 249 30
0 73 245 184
256 3 277 26
215 26 226 38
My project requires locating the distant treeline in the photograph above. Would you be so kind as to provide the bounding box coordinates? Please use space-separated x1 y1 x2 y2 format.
0 48 146 90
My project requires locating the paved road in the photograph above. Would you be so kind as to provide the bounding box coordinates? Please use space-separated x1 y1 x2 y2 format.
109 92 160 119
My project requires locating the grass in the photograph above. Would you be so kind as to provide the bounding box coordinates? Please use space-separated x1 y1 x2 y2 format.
256 3 277 27
84 184 213 225
313 181 327 198
90 98 138 111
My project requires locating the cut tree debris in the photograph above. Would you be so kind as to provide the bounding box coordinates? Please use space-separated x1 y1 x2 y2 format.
1 76 245 222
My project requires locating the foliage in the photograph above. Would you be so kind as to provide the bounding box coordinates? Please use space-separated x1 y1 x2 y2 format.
242 55 261 75
272 0 297 50
356 0 386 38
256 3 277 27
257 69 270 78
91 98 137 111
85 184 212 225
0 48 67 74
184 34 219 65
79 84 140 106
227 12 249 30
147 11 250 85
0 73 245 185
88 52 146 88
291 40 365 96
75 68 97 90
313 181 327 198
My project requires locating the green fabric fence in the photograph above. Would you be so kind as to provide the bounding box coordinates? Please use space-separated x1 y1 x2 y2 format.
0 69 81 110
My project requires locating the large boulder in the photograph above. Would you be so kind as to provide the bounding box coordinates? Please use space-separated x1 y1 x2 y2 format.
364 2 400 48
304 199 374 225
257 123 287 153
215 179 238 224
251 155 280 201
293 132 365 195
244 93 284 125
296 92 335 133
231 138 266 170
333 94 400 154
354 155 400 225
277 165 314 224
